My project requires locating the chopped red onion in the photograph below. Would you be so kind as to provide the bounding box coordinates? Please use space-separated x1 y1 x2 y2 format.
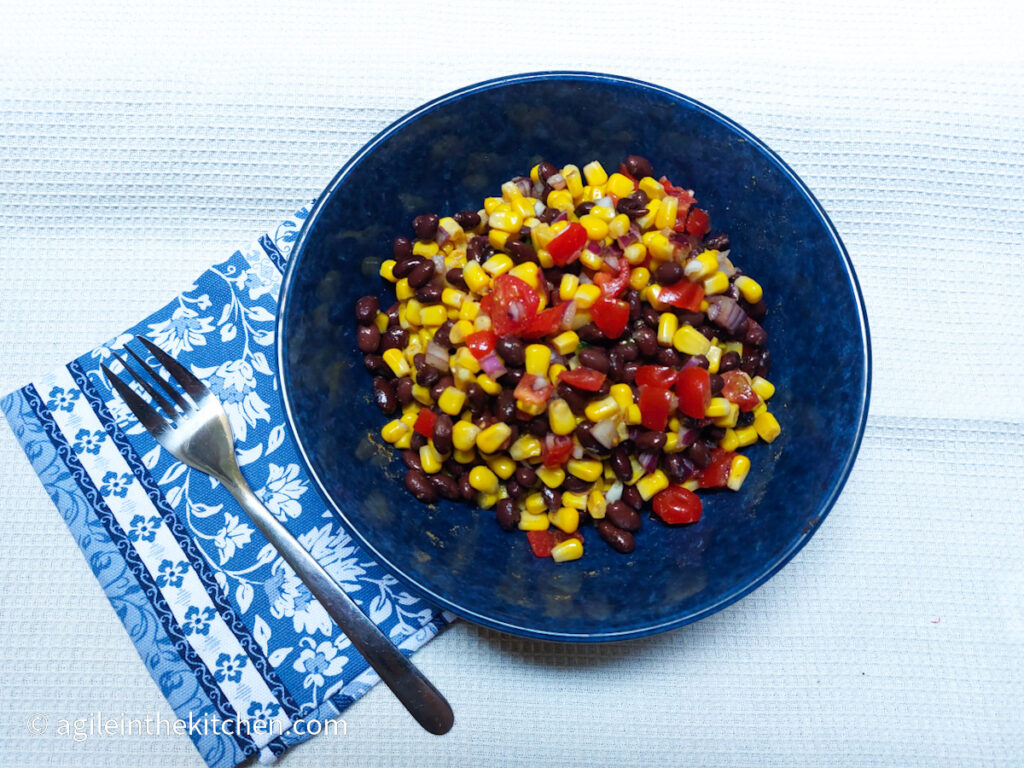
513 177 532 196
596 196 613 208
677 428 699 447
589 419 619 449
534 200 546 216
559 300 577 330
548 173 566 190
571 442 584 460
706 296 747 336
604 481 624 503
553 211 568 224
586 240 602 254
639 451 660 474
425 341 450 372
479 353 506 379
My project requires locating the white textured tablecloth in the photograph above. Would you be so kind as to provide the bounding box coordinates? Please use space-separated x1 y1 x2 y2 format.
1 2 1022 766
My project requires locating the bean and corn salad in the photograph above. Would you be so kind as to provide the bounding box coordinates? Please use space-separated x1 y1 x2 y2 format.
355 155 780 563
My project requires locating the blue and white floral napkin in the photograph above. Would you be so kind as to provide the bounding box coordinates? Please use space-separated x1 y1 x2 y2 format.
1 207 454 768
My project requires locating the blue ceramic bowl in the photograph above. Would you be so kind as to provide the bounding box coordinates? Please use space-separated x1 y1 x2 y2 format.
277 72 870 641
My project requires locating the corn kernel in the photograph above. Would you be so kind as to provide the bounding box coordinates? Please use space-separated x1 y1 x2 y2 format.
524 493 547 515
580 249 605 271
712 401 739 428
626 456 644 484
590 204 615 222
578 214 609 241
536 467 565 488
441 288 465 308
637 199 661 230
549 506 580 534
518 511 549 531
657 313 679 346
735 275 763 303
394 431 412 449
476 373 502 396
547 363 566 385
626 403 642 425
476 423 511 454
419 444 443 474
404 298 423 326
703 271 729 295
395 277 414 300
726 454 751 491
516 399 546 416
574 283 602 309
540 334 575 360
610 383 634 410
718 428 740 452
459 300 480 322
561 491 587 510
379 259 398 282
522 344 550 377
509 435 543 461
488 209 522 234
562 165 584 199
623 242 647 265
587 487 607 519
411 384 433 405
629 267 651 291
567 459 603 483
638 176 665 200
530 164 541 183
483 196 504 214
668 416 681 432
584 396 619 422
706 397 732 418
473 315 492 333
648 233 674 261
753 401 768 418
550 538 583 562
636 470 669 500
400 407 420 424
606 172 635 199
501 180 523 201
751 376 775 401
735 425 758 448
483 252 514 277
381 419 409 444
486 454 516 479
673 325 712 355
582 161 608 186
452 421 481 452
664 432 682 453
546 189 574 211
463 261 489 293
508 261 540 288
373 312 389 333
754 411 781 443
451 447 474 463
605 214 629 241
468 465 499 494
420 304 446 326
405 334 424 357
682 478 700 491
558 274 581 301
654 195 679 229
684 250 719 281
448 319 472 345
706 345 722 374
434 386 464 416
382 348 410 377
412 240 439 258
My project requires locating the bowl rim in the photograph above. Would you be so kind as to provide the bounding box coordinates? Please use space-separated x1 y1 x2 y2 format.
276 70 872 642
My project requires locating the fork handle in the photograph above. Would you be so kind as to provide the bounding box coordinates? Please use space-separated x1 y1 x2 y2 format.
218 468 454 735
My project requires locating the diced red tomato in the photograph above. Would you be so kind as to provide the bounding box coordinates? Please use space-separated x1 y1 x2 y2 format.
698 448 734 488
656 279 704 312
635 365 678 389
558 367 606 392
413 409 437 438
541 433 574 467
652 486 703 524
514 373 553 406
520 304 565 339
527 529 584 558
464 330 497 359
658 176 697 205
547 222 588 266
593 260 631 298
638 385 673 431
675 367 711 419
721 370 760 411
685 207 710 236
487 274 540 336
591 296 630 339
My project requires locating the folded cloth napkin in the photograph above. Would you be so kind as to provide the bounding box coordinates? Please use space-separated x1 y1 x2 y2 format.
2 207 454 768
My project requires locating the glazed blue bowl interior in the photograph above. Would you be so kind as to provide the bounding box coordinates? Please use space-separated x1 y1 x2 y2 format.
278 72 869 641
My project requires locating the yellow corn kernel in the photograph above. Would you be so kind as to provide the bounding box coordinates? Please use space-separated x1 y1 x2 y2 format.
488 209 523 234
584 396 619 422
476 423 512 454
458 299 480 322
394 431 413 449
379 259 398 282
539 399 572 437
673 326 712 356
486 454 516 479
606 172 635 199
590 204 615 222
518 511 549 531
664 432 682 453
468 465 499 494
623 242 647 265
637 199 661 230
395 277 414 300
474 314 492 331
713 401 739 428
574 283 602 309
557 273 580 301
638 176 665 200
718 428 740 452
373 312 389 334
610 383 634 410
446 308 459 321
483 196 503 214
412 240 439 258
681 478 700 491
524 493 547 514
626 403 643 425
543 332 576 358
562 165 584 198
441 288 465 308
508 261 540 288
382 348 410 377
411 384 433 406
476 373 502 396
629 267 651 291
405 334 424 358
655 195 679 229
753 401 768 418
405 297 423 325
567 459 603 483
754 411 781 443
419 444 443 474
703 271 729 296
751 376 775 401
516 399 546 417
530 164 541 183
722 340 744 357
449 319 473 345
647 233 674 261
705 397 732 418
514 198 536 220
380 419 409 444
400 406 420 423
475 491 497 509
452 421 481 452
436 386 465 416
735 275 763 303
561 491 587 510
668 416 681 433
625 456 644 485
483 252 514 277
438 215 464 242
550 538 583 563
644 285 668 312
509 435 543 461
636 470 669 501
582 161 608 186
726 454 751 491
452 447 475 463
501 181 523 202
706 345 722 374
684 250 719 281
462 261 489 293
578 214 609 241
580 249 605 271
524 344 551 376
420 304 446 326
535 467 565 489
546 189 574 211
735 425 758 448
549 506 580 534
587 487 607 519
548 363 567 385
657 313 679 346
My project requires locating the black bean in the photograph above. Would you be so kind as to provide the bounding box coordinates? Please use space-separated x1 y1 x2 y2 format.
595 379 612 398
412 214 439 240
655 261 683 285
622 485 643 510
495 390 516 421
703 426 726 442
446 267 467 291
686 441 712 469
617 197 645 219
563 475 591 493
404 469 437 503
744 299 767 322
496 498 520 531
433 320 453 348
642 306 660 328
466 236 489 262
719 351 741 373
393 237 414 260
401 450 423 472
516 465 537 488
417 365 440 388
635 430 667 451
459 474 475 501
521 417 543 438
431 473 460 501
608 348 624 382
505 479 525 499
597 520 635 554
495 335 525 367
507 240 537 264
737 411 755 428
541 486 562 512
615 339 638 363
408 260 436 289
656 348 682 367
574 201 595 218
356 325 381 353
392 256 420 279
578 347 610 373
756 349 771 378
385 302 401 326
704 233 730 251
634 326 658 357
372 377 397 414
416 285 442 304
678 311 704 327
689 354 709 369
537 161 558 181
623 155 654 179
627 289 643 320
663 453 689 484
430 375 453 403
501 369 524 388
363 354 387 376
460 382 485 416
433 413 454 454
537 207 559 224
453 210 481 229
556 383 589 415
708 373 724 395
576 423 610 457
606 501 641 532
740 355 759 377
355 295 379 324
380 327 408 353
621 361 639 384
577 323 605 343
610 446 632 482
745 319 767 347
409 433 426 451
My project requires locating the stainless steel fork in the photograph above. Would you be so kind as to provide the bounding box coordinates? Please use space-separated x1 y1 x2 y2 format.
103 336 453 735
